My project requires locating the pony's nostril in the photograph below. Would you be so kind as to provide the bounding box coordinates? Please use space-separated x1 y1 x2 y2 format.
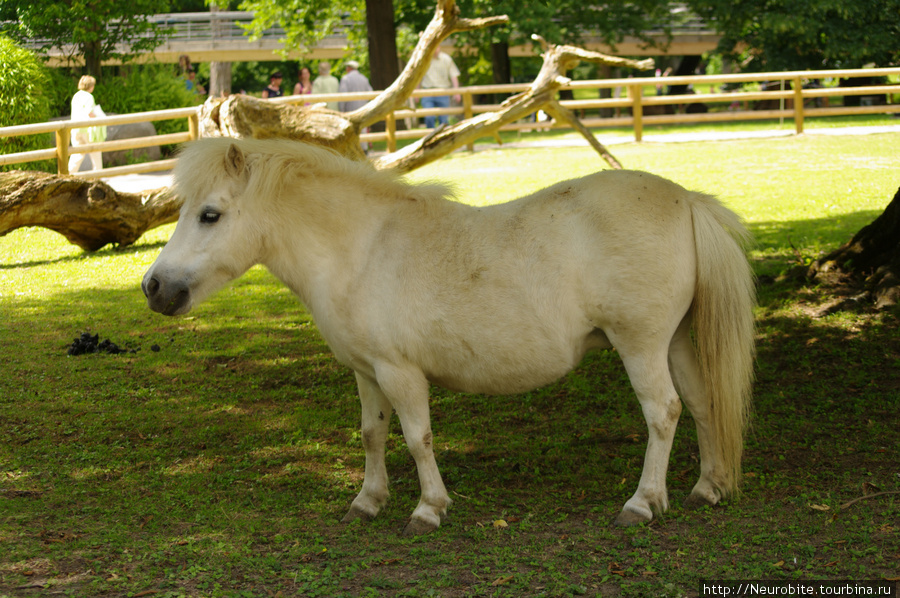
145 277 160 298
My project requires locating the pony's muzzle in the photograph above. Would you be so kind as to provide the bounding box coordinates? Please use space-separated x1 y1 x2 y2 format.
143 274 191 316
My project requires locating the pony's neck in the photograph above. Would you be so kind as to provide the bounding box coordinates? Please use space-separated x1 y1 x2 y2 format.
260 179 398 309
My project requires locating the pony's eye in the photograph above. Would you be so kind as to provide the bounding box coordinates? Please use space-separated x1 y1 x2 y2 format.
199 210 221 224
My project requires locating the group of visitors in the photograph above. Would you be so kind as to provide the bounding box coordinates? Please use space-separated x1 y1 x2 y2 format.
267 48 459 127
67 48 461 172
264 60 374 114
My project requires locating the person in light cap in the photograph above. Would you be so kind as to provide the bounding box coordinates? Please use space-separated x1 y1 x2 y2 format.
339 60 374 151
339 60 372 113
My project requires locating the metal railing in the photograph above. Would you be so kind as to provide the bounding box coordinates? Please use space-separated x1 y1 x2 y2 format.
1 68 898 179
16 8 710 60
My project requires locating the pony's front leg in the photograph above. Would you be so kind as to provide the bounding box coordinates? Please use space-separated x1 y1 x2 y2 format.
342 373 392 524
614 348 682 526
375 363 451 536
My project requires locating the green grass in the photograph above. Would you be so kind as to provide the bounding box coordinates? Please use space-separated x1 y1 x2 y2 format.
1 127 899 597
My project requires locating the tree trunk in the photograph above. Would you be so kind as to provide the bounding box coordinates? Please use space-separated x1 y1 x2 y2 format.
208 3 232 97
209 62 232 97
491 41 511 103
83 40 103 80
365 0 401 92
808 186 900 309
201 96 368 162
0 171 179 252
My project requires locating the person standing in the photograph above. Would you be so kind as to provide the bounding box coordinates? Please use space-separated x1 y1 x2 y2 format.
261 71 283 99
185 67 206 95
339 60 374 152
293 66 313 96
311 62 340 110
419 47 460 128
338 60 372 112
68 75 102 173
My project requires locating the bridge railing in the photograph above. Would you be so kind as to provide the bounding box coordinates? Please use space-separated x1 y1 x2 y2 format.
1 67 898 180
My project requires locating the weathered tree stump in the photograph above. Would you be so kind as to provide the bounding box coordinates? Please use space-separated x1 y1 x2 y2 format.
200 96 369 162
808 186 900 309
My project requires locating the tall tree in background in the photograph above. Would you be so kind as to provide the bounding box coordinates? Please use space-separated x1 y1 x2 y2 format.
240 0 673 89
395 0 673 84
0 0 172 78
365 0 400 91
688 0 900 70
208 2 233 97
238 0 400 90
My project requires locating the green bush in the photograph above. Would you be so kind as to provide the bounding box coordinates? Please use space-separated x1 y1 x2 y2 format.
91 65 204 137
48 64 206 159
0 35 53 172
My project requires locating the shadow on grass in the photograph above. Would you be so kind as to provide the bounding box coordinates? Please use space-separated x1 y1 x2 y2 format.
0 238 168 270
747 209 882 254
2 242 899 595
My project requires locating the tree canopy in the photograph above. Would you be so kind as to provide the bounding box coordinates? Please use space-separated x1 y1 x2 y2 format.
0 36 52 170
690 0 900 71
0 0 172 78
235 0 674 86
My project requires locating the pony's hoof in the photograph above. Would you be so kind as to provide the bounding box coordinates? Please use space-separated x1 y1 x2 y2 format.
684 492 716 510
402 517 439 536
341 505 375 524
613 508 651 527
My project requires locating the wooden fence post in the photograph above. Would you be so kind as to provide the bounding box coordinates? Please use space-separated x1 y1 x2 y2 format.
630 83 644 142
385 111 397 153
188 111 200 141
56 128 69 175
793 76 805 135
463 91 475 151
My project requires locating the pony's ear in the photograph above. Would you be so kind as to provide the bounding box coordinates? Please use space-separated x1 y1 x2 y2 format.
224 143 246 179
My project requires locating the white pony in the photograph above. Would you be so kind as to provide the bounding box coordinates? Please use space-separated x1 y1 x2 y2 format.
143 137 755 535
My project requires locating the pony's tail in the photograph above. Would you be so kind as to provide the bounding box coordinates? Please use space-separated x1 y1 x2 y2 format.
690 194 756 496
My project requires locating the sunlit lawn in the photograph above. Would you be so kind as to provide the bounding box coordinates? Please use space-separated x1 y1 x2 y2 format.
1 124 898 597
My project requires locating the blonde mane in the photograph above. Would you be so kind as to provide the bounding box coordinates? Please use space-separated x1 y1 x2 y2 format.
173 137 452 207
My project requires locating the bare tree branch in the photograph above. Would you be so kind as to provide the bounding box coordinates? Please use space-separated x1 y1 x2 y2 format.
0 0 655 251
347 0 509 129
371 36 653 173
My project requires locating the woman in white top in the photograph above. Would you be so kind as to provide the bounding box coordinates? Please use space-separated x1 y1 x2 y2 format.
69 75 103 173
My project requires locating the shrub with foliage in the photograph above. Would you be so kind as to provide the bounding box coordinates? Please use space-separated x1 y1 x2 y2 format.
47 64 205 159
0 35 53 172
93 66 205 137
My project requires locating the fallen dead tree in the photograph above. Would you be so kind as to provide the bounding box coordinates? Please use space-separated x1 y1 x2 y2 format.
1 0 652 251
0 171 178 251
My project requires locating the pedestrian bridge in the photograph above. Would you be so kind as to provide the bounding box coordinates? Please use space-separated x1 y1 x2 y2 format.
31 11 722 67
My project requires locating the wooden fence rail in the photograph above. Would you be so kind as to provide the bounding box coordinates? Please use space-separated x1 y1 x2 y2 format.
1 67 898 179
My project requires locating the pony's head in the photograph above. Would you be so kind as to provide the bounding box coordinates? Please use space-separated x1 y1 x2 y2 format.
142 139 262 316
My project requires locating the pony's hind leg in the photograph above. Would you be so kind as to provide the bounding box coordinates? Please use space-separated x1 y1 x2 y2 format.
374 362 451 536
613 342 683 526
343 373 393 523
667 314 728 507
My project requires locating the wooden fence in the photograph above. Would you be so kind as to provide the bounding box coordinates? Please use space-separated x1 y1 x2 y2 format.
1 67 898 180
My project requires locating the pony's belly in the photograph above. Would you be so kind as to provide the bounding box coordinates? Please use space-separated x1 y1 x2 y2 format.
424 346 584 396
429 369 570 396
